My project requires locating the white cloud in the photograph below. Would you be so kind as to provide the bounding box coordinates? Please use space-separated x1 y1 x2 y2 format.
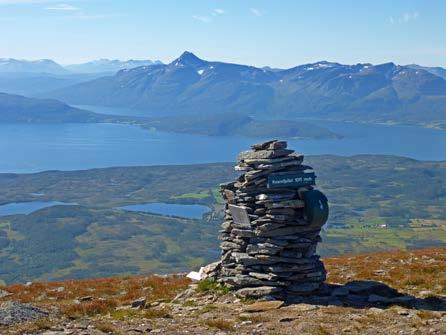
390 11 419 24
192 15 210 23
45 3 79 11
212 8 224 16
193 8 225 22
250 8 263 17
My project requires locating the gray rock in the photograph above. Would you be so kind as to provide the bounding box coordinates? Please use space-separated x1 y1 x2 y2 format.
257 158 304 171
263 200 305 209
222 275 284 288
251 139 280 150
131 297 146 309
255 222 287 233
287 271 325 281
256 226 315 237
235 286 282 298
0 289 11 299
239 149 294 161
0 301 49 326
220 267 243 277
231 229 255 237
256 191 295 202
264 263 317 273
248 272 279 281
287 282 321 294
279 249 303 258
201 261 221 279
251 140 287 151
220 241 243 250
231 253 276 266
78 296 92 301
246 243 282 255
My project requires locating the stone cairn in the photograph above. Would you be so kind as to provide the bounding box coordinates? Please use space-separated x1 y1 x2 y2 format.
204 140 329 301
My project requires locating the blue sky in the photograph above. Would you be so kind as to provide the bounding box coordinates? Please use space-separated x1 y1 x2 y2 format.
1 0 444 68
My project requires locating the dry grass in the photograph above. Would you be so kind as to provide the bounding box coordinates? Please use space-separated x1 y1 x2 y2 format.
4 274 190 304
108 306 172 321
14 318 54 334
1 247 445 335
204 319 234 330
2 274 190 316
239 313 268 322
110 308 141 321
416 310 437 320
314 325 332 335
324 247 446 296
142 307 172 319
61 299 118 318
94 321 119 334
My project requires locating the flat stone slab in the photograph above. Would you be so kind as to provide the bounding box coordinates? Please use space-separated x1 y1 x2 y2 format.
281 303 319 312
235 286 282 298
251 140 287 151
239 149 294 161
244 300 284 312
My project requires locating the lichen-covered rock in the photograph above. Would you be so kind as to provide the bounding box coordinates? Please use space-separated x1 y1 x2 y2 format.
0 301 49 326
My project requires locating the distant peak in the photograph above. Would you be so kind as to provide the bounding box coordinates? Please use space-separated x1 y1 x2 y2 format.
375 62 396 69
373 62 397 74
179 51 200 60
171 51 206 67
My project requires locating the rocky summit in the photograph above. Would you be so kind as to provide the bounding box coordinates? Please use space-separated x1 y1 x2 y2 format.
202 140 329 301
0 248 445 334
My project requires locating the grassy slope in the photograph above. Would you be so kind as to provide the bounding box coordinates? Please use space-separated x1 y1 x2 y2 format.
0 156 444 284
1 247 445 334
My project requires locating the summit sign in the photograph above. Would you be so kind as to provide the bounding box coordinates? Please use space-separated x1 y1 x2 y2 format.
267 171 316 189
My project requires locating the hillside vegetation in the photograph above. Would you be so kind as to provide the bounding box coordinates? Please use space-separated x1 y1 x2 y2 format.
0 156 444 284
0 92 341 139
0 93 105 123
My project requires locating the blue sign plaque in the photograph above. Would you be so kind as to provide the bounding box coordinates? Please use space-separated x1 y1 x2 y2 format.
267 171 316 189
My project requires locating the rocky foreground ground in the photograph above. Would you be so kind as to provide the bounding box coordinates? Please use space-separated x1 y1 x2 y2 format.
0 248 445 335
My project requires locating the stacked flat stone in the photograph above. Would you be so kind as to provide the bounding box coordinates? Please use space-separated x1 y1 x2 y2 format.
217 140 327 300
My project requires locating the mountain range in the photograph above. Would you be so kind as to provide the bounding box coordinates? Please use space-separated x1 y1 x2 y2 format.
407 64 446 80
64 59 163 74
0 72 107 96
0 58 163 96
0 59 68 75
41 52 446 128
2 53 446 129
0 58 162 75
